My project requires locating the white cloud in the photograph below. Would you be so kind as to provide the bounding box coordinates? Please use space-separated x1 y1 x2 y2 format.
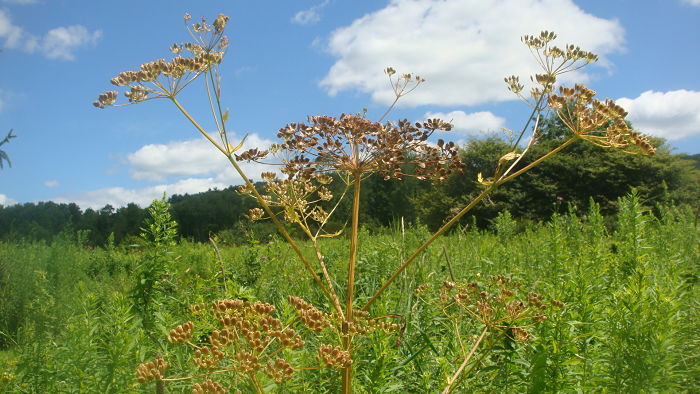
0 10 100 60
320 0 624 107
52 133 277 210
0 193 17 206
44 180 59 188
127 133 274 182
617 90 700 141
681 0 700 6
53 178 230 210
292 0 331 25
40 25 102 60
423 110 506 137
0 9 25 49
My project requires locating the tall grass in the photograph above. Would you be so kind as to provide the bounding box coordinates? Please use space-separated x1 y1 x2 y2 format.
1 196 697 392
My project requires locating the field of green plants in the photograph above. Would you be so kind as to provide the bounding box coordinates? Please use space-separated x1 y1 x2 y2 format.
3 12 699 393
1 194 697 392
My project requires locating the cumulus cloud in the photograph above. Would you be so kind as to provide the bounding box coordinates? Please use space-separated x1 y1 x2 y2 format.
617 90 700 141
127 133 274 182
292 0 331 25
0 10 101 60
320 0 624 107
52 178 230 210
52 133 277 209
40 25 102 60
423 110 506 137
0 193 17 206
0 9 25 49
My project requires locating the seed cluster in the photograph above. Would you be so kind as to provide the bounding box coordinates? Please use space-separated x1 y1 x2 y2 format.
419 275 564 343
142 297 306 388
505 30 598 104
548 85 656 154
289 296 330 332
263 114 462 182
239 173 335 228
265 358 294 384
288 295 401 343
136 356 167 383
191 379 225 394
167 321 194 343
318 344 353 369
93 13 229 108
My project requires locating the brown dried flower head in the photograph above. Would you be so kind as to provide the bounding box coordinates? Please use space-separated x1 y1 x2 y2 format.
167 321 194 343
265 358 295 383
136 356 168 383
93 13 229 108
548 84 656 154
318 344 353 369
192 379 225 394
263 114 462 182
505 31 598 106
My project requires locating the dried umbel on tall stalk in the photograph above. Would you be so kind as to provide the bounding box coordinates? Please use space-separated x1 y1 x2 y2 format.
95 13 655 393
138 299 306 392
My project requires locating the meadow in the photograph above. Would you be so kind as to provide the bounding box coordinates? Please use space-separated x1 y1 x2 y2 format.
3 13 698 393
1 194 697 392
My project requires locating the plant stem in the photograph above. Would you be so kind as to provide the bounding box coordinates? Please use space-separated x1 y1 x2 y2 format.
342 170 362 394
169 97 341 314
362 136 579 312
442 326 488 394
250 374 265 394
361 184 495 312
209 236 227 292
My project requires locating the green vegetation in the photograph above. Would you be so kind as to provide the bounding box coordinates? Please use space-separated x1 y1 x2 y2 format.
1 195 697 392
2 13 699 393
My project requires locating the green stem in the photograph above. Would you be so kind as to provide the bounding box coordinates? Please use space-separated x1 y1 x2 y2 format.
442 326 488 394
361 184 494 312
342 170 362 394
169 97 341 314
361 136 579 312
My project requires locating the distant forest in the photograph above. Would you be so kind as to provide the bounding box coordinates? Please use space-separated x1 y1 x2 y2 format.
2 119 699 246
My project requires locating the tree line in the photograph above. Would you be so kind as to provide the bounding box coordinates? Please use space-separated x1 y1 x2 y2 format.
2 118 699 246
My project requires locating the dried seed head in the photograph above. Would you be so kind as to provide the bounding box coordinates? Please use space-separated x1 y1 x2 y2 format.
213 14 230 33
548 84 655 155
512 326 532 342
192 379 225 394
318 344 353 369
167 321 194 343
265 358 295 383
136 356 168 383
92 91 118 108
246 207 265 221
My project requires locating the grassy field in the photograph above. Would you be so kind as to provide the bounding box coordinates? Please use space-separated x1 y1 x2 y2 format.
1 195 698 393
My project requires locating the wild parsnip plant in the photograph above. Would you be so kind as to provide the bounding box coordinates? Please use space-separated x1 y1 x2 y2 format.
94 14 656 393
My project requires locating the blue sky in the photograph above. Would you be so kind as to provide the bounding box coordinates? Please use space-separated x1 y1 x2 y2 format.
1 0 699 209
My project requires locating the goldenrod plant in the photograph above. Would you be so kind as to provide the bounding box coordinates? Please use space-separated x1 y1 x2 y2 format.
95 14 655 393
